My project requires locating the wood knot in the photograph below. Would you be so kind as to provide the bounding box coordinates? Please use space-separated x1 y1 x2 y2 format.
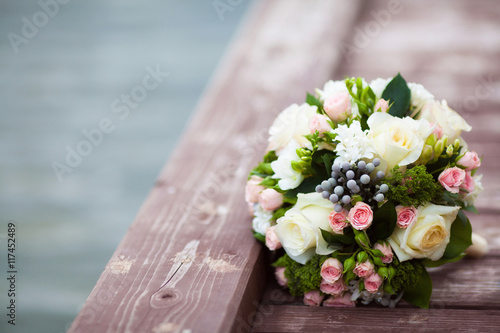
150 288 181 309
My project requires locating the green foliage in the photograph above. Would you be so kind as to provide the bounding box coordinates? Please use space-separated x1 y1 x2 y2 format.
384 165 442 207
368 200 397 244
400 262 432 309
272 254 327 296
320 228 355 246
252 230 265 243
305 93 325 115
382 73 411 118
345 77 377 130
249 150 278 178
391 260 424 292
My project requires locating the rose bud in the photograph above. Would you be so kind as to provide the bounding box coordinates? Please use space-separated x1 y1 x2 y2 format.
320 258 343 284
323 92 351 122
374 98 389 113
320 278 347 296
275 267 288 287
265 226 282 251
395 205 418 228
309 114 332 134
348 202 373 230
373 242 393 264
259 188 284 212
303 290 324 307
458 151 481 171
328 209 348 234
438 167 466 193
353 261 374 278
364 272 383 294
245 176 265 204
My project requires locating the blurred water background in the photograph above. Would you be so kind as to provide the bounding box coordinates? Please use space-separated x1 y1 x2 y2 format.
0 1 251 332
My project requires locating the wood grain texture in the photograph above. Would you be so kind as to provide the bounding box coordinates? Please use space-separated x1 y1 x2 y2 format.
251 307 500 332
69 1 362 332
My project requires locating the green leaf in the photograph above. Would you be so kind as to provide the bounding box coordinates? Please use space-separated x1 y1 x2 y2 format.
441 210 472 259
463 204 479 214
403 266 432 309
252 231 265 243
369 201 397 243
382 73 411 118
320 228 355 246
306 93 324 114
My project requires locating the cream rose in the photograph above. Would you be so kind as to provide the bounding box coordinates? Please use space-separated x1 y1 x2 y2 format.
267 103 318 154
367 112 431 171
388 203 460 261
418 100 471 142
275 193 338 264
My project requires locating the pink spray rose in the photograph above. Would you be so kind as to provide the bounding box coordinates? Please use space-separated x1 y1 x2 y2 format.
438 167 466 193
265 226 282 251
430 122 444 139
320 258 343 284
309 114 332 134
374 98 389 113
373 242 393 264
245 175 264 204
323 92 351 122
303 290 324 306
348 202 373 230
259 188 284 211
460 171 475 193
328 209 349 234
320 278 347 296
353 261 374 278
323 292 356 307
275 267 288 287
364 272 383 294
395 205 418 228
458 151 481 171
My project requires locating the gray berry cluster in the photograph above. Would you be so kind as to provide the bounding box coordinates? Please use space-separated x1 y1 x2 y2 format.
315 158 389 212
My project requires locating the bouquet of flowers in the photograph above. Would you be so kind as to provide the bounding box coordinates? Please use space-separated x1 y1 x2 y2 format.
245 74 486 308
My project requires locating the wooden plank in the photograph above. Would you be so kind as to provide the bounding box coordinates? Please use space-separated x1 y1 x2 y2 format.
251 307 500 332
69 1 363 332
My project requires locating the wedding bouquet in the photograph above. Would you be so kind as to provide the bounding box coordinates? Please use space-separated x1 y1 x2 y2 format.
245 74 485 308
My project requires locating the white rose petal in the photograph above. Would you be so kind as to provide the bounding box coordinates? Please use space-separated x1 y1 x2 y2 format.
368 112 431 171
268 103 317 154
275 193 339 264
418 100 471 142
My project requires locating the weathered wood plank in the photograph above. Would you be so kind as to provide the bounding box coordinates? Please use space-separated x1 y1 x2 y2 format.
69 1 363 332
251 307 500 332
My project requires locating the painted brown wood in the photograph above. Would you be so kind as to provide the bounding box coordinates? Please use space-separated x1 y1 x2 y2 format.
251 307 500 332
69 1 363 332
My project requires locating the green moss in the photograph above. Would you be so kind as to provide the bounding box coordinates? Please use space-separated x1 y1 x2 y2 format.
391 260 424 292
384 165 442 207
272 254 327 296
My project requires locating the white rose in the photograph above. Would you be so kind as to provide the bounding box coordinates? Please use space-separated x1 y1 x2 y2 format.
275 193 338 264
418 100 471 141
268 103 317 155
271 140 304 190
367 112 431 171
408 82 435 113
388 203 460 262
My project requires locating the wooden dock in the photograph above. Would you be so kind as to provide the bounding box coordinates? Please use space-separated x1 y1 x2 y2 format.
69 0 500 332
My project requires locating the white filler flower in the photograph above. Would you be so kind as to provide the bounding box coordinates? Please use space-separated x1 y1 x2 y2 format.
252 204 272 235
332 121 376 164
